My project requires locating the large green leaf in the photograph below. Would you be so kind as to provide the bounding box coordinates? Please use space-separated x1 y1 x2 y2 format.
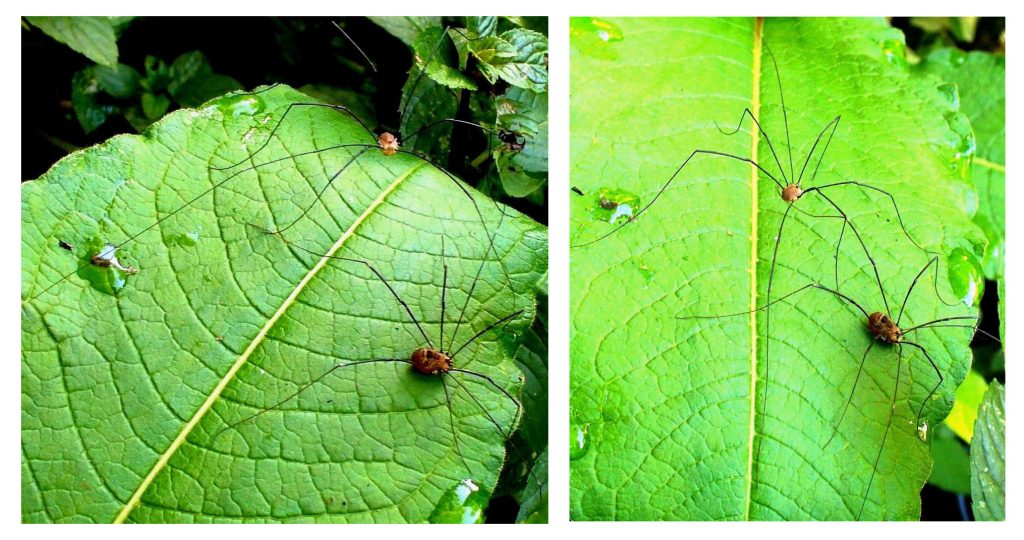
22 84 547 523
570 17 984 521
970 380 1004 520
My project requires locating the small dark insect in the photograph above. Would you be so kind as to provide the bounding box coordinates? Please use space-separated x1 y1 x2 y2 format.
58 240 73 251
571 186 585 196
681 255 992 519
598 197 617 210
498 129 526 152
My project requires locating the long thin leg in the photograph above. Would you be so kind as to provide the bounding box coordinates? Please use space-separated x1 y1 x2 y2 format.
571 149 786 248
904 322 1000 343
441 374 473 475
450 310 525 360
251 236 435 349
210 102 377 171
209 358 408 444
901 340 945 429
448 209 508 353
806 189 891 318
331 21 378 72
404 118 493 147
394 149 518 318
825 340 875 448
902 315 979 334
763 44 795 182
440 237 448 354
678 281 871 321
449 368 523 438
779 202 848 291
755 202 794 468
715 107 790 185
449 370 543 488
29 142 370 301
797 115 841 186
813 181 960 308
858 344 902 520
263 145 375 235
896 256 939 326
399 26 453 126
833 218 848 291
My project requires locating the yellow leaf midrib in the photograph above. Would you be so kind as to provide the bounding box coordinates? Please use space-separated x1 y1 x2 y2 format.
742 16 764 522
113 161 426 523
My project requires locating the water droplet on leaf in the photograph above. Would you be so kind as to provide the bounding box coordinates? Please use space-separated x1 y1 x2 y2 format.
947 247 984 306
881 38 908 70
217 93 265 117
571 18 624 43
570 422 591 460
428 479 490 524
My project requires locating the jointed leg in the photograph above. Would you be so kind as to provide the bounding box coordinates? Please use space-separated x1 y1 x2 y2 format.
825 340 876 448
857 344 902 520
572 148 787 248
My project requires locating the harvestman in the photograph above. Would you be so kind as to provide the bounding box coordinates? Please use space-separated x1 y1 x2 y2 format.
683 255 994 519
210 227 532 487
28 22 523 303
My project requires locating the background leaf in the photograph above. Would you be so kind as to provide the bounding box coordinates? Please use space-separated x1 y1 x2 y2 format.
22 85 547 523
942 369 987 442
570 17 984 521
970 380 1004 520
27 16 120 67
516 448 548 523
368 16 441 47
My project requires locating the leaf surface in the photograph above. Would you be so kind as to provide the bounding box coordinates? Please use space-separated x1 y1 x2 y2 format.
970 380 1004 521
27 16 120 66
570 17 984 520
22 84 547 523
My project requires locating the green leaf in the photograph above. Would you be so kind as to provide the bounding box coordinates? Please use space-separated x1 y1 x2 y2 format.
476 29 548 92
493 87 548 198
27 16 119 67
516 448 548 523
140 92 170 120
943 369 987 442
927 424 971 494
367 16 441 47
411 27 477 91
570 17 983 521
22 84 547 523
71 68 115 134
915 48 1005 281
399 71 456 157
512 296 548 457
970 381 1004 520
93 63 141 99
470 17 498 38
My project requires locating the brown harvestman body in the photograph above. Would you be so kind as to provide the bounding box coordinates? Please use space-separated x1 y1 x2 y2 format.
210 230 532 488
682 255 993 519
